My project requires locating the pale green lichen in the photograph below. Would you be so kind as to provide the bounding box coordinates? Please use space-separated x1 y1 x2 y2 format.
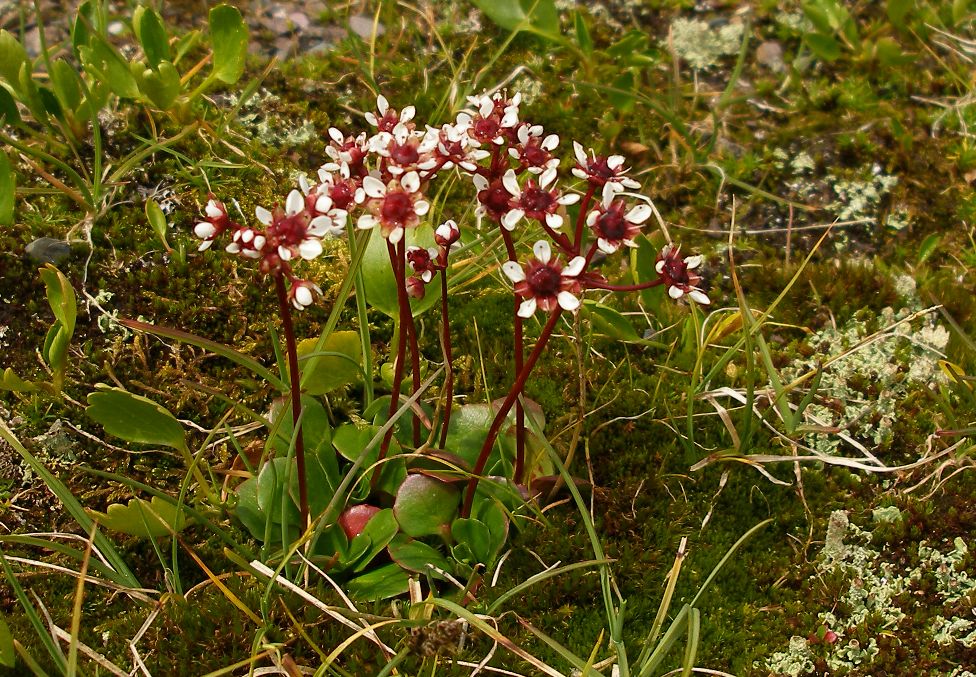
828 165 907 230
782 304 947 457
871 506 903 524
668 18 744 70
764 512 976 675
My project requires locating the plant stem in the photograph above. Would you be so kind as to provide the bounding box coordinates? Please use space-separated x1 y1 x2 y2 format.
500 232 527 483
437 268 454 449
400 239 423 448
573 184 597 253
462 309 563 517
379 241 410 464
274 273 309 530
345 221 374 408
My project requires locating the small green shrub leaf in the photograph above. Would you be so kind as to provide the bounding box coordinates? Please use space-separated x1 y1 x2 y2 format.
209 5 248 84
1 368 37 392
0 30 27 94
394 474 459 538
387 533 451 576
0 149 13 226
0 616 14 667
345 563 410 600
451 517 493 564
89 496 189 538
804 33 842 61
50 60 83 112
138 61 181 110
145 198 171 252
297 331 362 395
0 86 20 125
133 5 170 68
86 385 187 452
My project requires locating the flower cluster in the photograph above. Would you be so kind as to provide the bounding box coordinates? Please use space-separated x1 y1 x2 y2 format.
193 91 711 314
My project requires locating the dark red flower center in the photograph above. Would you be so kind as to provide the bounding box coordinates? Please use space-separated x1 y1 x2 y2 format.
522 143 549 166
527 264 562 296
272 213 308 246
389 141 420 166
521 186 554 213
583 157 614 180
330 182 356 210
595 209 627 239
381 191 414 226
480 183 512 215
473 117 501 141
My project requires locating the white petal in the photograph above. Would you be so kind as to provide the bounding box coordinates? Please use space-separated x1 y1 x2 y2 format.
253 235 266 250
626 204 652 224
388 227 404 245
517 298 537 318
240 229 254 243
225 242 240 254
400 105 415 123
586 210 599 226
502 208 523 230
255 206 272 225
622 177 641 189
329 127 345 143
194 222 216 239
557 291 580 312
377 94 389 115
278 245 293 261
573 141 587 165
601 183 617 205
607 155 625 170
502 170 520 197
198 240 213 251
315 195 333 213
402 171 420 193
598 238 616 254
563 256 586 277
299 239 323 260
357 214 378 230
295 285 313 307
542 134 559 151
559 193 580 205
668 286 684 299
501 110 518 127
689 289 711 305
533 239 551 264
539 167 557 189
545 212 563 229
684 255 703 269
286 190 304 215
414 200 430 216
472 174 489 191
205 200 223 219
517 126 529 144
308 216 333 236
362 176 386 199
655 260 666 274
479 97 493 117
364 112 378 126
511 92 521 106
502 261 526 283
298 174 310 195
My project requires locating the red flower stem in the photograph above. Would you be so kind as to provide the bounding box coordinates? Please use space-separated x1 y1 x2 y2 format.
437 268 454 449
400 239 423 448
573 184 597 253
274 273 309 530
539 221 575 254
378 241 410 464
462 308 563 518
500 231 527 483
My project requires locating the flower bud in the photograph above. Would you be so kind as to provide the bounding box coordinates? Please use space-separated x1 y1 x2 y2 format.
434 219 461 247
405 275 426 299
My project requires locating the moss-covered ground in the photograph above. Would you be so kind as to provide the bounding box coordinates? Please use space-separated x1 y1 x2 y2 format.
1 1 975 675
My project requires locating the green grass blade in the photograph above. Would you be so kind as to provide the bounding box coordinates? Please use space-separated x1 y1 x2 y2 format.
0 548 68 674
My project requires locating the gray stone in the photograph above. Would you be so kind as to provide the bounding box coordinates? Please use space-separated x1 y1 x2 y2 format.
756 40 785 72
349 14 385 40
26 237 70 264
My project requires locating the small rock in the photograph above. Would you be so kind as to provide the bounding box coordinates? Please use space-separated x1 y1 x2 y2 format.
26 237 71 264
349 14 385 40
756 40 785 72
288 12 310 31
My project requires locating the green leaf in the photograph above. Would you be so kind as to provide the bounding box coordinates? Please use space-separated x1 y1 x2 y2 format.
0 149 13 226
608 70 635 113
574 11 592 55
86 385 187 452
209 5 248 84
38 264 75 388
0 85 20 125
256 457 300 525
234 477 265 539
393 474 459 538
362 224 440 318
873 37 910 66
297 331 362 395
887 0 912 28
49 60 82 112
387 533 452 576
344 508 398 572
145 197 171 252
79 35 140 99
137 60 181 109
0 615 14 668
89 495 190 538
345 563 410 600
581 300 643 342
1 368 37 392
0 30 27 95
804 32 842 61
918 233 940 265
451 517 493 564
470 0 558 35
133 5 170 68
71 1 98 55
